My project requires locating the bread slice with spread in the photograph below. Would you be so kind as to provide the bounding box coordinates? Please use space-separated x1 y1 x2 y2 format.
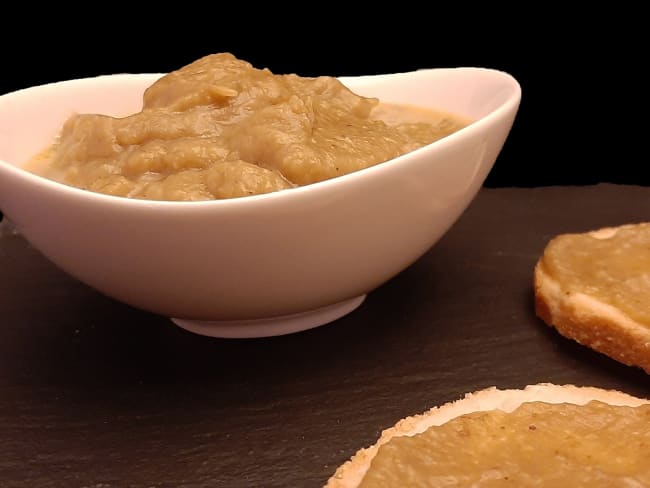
534 223 650 374
325 383 650 487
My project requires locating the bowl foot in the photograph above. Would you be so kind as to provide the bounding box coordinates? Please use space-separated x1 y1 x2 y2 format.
170 295 366 338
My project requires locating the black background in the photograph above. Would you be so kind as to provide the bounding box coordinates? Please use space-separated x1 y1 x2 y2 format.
1 8 645 188
2 10 650 486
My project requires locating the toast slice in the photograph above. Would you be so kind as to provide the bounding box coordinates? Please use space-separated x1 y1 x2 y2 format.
534 223 650 374
325 383 650 487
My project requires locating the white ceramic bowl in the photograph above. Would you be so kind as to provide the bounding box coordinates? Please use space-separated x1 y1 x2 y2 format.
0 68 521 337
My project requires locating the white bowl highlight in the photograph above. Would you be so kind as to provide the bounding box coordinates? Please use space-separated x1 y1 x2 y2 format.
0 68 521 337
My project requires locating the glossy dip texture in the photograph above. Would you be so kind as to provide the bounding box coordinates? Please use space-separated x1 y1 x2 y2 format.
539 224 650 326
359 401 650 487
28 53 468 201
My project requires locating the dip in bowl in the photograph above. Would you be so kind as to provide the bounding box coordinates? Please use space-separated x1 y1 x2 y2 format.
0 55 521 337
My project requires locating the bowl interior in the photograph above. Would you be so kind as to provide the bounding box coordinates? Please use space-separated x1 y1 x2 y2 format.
0 68 519 170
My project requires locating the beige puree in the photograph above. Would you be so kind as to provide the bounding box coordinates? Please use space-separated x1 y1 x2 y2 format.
539 223 650 326
27 53 470 201
359 401 650 487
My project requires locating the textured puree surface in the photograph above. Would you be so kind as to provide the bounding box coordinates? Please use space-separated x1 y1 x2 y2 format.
26 53 469 200
540 224 650 325
358 401 650 487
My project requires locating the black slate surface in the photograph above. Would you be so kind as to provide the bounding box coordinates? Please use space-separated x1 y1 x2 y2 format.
1 184 649 487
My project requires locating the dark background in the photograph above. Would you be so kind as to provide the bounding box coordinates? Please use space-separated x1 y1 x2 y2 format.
2 11 649 487
1 8 645 188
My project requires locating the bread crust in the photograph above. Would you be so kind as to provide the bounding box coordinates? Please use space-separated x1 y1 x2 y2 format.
534 225 650 374
324 383 648 488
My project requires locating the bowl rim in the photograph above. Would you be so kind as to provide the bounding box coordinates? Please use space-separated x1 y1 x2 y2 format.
0 67 521 211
